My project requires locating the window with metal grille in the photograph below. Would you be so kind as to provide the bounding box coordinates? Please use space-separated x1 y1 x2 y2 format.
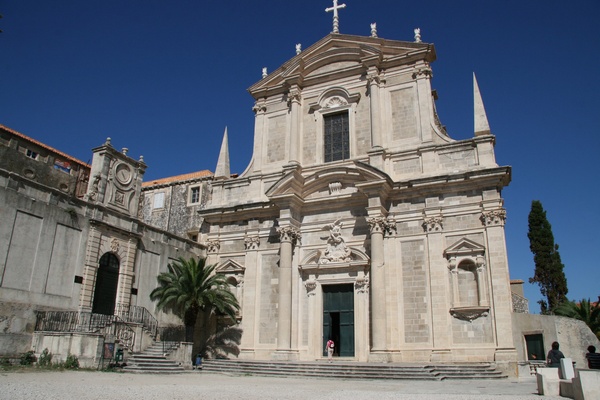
324 112 349 162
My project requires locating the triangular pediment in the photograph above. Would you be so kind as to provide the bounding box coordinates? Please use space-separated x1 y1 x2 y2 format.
444 237 485 257
215 259 245 274
249 34 434 99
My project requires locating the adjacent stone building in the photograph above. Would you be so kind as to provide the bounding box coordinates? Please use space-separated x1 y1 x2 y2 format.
0 125 201 364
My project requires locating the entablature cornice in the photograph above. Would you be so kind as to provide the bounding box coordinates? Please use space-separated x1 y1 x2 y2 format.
198 201 278 225
392 166 511 199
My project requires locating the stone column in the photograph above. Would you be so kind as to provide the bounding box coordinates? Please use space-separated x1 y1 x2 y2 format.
481 209 517 361
288 85 302 165
367 216 386 354
276 226 300 354
79 223 102 312
115 236 137 309
240 235 259 358
251 100 267 173
424 215 452 361
367 69 382 149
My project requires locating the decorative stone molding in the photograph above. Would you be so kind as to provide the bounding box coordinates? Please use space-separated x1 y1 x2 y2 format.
355 276 369 294
276 226 301 245
412 65 433 79
287 87 302 108
366 71 383 85
244 235 260 250
325 96 347 108
252 101 267 114
450 306 489 322
423 216 443 232
367 216 386 234
328 181 342 195
110 238 120 253
481 209 507 226
305 279 317 296
206 240 220 253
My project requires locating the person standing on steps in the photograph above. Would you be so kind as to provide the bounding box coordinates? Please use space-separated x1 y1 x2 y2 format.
326 339 334 363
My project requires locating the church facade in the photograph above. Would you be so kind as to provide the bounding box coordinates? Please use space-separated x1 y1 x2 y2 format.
197 31 517 366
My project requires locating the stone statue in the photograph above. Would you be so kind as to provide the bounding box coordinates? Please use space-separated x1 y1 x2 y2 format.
295 43 301 55
414 27 421 43
319 219 352 263
370 23 377 38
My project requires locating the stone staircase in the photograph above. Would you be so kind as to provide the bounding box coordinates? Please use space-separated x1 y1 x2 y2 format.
123 342 185 374
201 359 507 380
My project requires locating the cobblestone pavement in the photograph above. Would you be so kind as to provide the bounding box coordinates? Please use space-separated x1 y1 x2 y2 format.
0 370 562 400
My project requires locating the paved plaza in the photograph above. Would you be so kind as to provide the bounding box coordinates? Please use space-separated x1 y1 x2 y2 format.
0 370 560 400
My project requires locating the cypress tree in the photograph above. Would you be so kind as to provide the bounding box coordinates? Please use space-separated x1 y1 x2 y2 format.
527 200 568 314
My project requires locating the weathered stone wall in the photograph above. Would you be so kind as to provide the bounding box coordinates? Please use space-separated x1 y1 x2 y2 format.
512 313 600 369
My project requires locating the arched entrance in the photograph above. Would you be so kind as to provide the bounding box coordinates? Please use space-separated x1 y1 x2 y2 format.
92 252 120 315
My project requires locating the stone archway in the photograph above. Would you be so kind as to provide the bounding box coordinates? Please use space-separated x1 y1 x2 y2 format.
92 252 120 315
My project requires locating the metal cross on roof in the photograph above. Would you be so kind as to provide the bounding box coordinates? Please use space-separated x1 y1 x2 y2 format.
325 0 346 34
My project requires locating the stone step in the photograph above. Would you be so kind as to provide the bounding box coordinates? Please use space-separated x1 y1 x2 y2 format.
201 359 507 381
123 342 185 374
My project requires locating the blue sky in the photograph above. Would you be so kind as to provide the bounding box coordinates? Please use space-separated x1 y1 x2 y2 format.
1 1 598 312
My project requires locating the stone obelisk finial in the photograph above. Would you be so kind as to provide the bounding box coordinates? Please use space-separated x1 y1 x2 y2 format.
473 73 491 136
214 127 231 179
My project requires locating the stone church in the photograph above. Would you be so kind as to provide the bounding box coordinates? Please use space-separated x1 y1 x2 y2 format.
2 7 598 374
192 28 516 365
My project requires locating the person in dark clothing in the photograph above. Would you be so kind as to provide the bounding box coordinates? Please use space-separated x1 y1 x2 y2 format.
586 345 600 369
546 341 565 367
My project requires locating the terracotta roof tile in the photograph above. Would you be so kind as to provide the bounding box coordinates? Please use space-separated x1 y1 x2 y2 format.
0 124 90 167
142 170 213 187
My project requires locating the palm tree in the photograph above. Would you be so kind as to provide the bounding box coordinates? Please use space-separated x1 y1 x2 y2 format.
150 256 239 342
554 298 600 340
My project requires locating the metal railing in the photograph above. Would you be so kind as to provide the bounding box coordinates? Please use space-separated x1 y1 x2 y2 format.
35 311 136 351
158 326 186 354
115 303 158 338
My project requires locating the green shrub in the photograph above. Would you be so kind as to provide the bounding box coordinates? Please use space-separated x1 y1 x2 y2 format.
63 354 79 369
38 348 52 367
19 350 36 366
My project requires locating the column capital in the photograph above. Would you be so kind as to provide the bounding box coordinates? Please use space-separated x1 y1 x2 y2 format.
481 209 506 226
277 226 301 245
252 101 267 115
244 235 260 250
423 216 443 232
206 240 220 253
367 216 396 236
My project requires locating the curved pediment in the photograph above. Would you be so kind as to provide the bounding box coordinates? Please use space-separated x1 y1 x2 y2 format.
299 247 370 273
266 162 392 202
248 34 434 99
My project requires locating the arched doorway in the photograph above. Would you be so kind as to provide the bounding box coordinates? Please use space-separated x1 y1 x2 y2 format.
92 252 120 315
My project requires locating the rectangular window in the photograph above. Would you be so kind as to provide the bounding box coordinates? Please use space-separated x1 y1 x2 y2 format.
26 149 39 160
324 112 349 162
189 186 201 204
153 192 165 209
